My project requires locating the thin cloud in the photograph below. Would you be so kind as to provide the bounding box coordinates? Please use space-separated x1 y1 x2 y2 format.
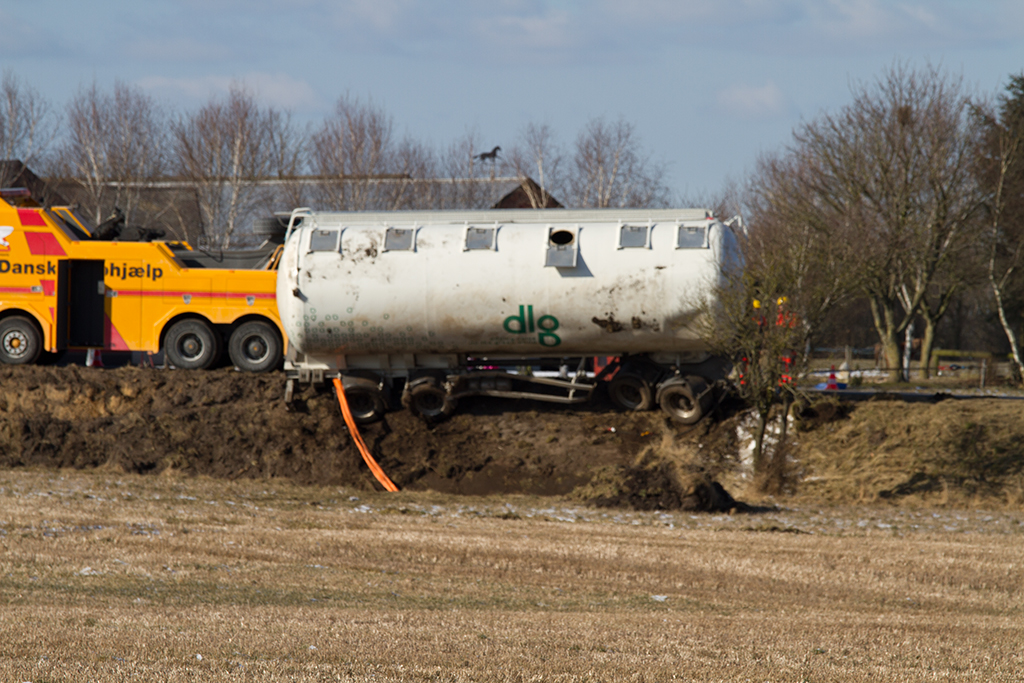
136 75 235 102
898 3 939 30
136 73 319 110
783 0 1024 51
599 0 797 25
472 9 577 52
345 0 416 30
245 1 593 66
125 37 233 63
596 0 1024 55
716 82 786 118
0 9 58 59
246 73 321 109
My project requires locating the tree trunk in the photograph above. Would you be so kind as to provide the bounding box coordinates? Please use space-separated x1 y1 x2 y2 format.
869 297 908 382
761 393 794 494
777 392 792 444
920 317 937 379
752 409 769 475
902 322 914 382
992 281 1024 382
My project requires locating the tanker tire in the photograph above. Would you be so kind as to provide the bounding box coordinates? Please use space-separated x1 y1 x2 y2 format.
0 316 42 365
228 321 282 373
608 373 653 411
658 378 709 425
164 319 220 370
342 383 387 424
407 382 456 421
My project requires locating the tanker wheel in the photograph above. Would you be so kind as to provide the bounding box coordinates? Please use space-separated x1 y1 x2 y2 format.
0 316 43 365
164 319 220 370
658 378 710 425
340 377 388 424
228 321 282 373
608 373 654 411
407 382 456 421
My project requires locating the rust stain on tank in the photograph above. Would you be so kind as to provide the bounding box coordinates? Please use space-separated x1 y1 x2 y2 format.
630 316 662 333
592 315 624 333
592 313 664 334
663 310 701 332
343 234 380 263
433 314 489 343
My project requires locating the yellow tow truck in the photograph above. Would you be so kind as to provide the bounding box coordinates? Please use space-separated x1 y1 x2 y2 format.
0 189 286 371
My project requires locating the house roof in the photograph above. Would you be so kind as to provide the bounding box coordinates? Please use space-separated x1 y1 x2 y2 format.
0 160 68 206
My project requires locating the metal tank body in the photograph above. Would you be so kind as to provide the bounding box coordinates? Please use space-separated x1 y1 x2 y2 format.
277 208 736 371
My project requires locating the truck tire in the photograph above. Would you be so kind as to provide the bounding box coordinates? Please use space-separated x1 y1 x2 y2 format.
608 373 653 411
164 319 220 370
658 377 710 425
340 376 388 424
345 387 387 424
406 380 456 421
228 321 282 373
0 316 42 365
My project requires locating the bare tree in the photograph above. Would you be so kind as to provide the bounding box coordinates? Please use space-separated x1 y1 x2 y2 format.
0 69 57 189
975 73 1024 381
791 64 982 380
171 84 275 247
438 128 491 209
508 123 563 208
700 234 805 492
699 153 856 490
59 81 166 226
391 137 438 209
260 109 308 214
745 150 858 366
566 117 668 208
915 259 979 378
310 95 407 211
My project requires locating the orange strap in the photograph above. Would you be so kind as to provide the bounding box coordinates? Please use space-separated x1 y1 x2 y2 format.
332 378 399 492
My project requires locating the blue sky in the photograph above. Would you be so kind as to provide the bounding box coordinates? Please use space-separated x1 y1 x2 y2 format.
3 0 1023 200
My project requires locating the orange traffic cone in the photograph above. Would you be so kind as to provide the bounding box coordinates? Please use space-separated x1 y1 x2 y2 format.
826 365 839 390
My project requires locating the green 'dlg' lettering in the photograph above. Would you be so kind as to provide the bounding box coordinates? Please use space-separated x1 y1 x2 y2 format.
503 304 560 347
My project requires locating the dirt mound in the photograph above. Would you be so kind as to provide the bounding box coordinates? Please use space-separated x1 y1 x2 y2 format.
0 365 730 507
2 366 1022 509
586 462 745 512
790 396 1024 508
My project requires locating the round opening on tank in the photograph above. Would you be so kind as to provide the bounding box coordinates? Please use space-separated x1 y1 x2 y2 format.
549 229 574 246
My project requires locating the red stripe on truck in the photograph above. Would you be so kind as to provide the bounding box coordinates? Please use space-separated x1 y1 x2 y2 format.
16 209 47 227
104 315 130 351
23 232 66 256
107 290 274 299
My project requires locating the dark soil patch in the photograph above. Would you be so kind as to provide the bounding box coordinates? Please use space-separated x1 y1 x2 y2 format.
5 366 1021 509
0 365 740 509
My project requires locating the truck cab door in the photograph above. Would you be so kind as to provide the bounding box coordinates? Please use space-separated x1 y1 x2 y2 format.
57 259 105 348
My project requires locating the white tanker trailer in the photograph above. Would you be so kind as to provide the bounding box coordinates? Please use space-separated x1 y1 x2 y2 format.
276 208 741 423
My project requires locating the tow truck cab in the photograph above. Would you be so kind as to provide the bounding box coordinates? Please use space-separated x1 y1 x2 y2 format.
0 190 285 371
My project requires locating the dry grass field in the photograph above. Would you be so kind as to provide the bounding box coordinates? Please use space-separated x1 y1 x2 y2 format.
2 469 1022 682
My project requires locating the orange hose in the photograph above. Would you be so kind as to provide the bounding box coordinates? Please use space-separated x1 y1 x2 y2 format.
332 378 399 492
